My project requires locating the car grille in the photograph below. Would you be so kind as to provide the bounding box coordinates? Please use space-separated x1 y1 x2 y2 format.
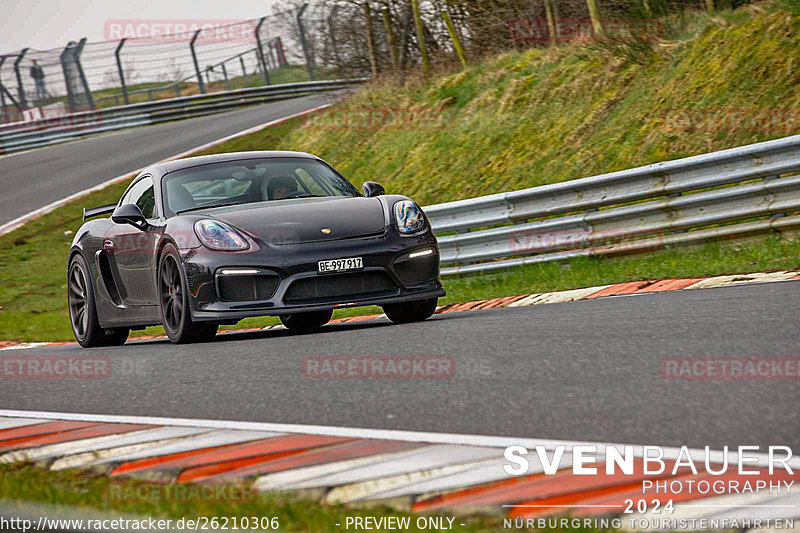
284 271 397 304
218 274 280 302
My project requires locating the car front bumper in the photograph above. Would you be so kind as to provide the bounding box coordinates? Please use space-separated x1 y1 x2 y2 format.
180 230 445 322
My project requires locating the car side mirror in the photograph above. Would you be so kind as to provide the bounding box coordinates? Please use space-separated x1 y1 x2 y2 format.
112 203 147 229
362 181 385 197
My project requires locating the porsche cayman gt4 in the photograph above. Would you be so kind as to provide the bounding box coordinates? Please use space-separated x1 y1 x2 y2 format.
68 152 444 347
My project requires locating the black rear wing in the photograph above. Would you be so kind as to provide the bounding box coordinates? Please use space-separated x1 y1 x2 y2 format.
83 203 116 221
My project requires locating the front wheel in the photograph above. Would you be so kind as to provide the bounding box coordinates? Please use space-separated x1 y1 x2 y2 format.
382 298 438 324
280 310 333 332
158 244 218 344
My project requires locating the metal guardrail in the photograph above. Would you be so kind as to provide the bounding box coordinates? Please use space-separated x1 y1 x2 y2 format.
426 134 800 276
0 79 365 154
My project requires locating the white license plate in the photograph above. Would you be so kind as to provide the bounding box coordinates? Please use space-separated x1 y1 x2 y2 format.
318 257 363 273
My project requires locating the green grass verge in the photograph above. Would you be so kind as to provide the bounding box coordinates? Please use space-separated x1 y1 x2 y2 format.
1 1 800 342
2 463 572 533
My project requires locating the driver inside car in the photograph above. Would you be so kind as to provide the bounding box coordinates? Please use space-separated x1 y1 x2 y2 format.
263 175 299 200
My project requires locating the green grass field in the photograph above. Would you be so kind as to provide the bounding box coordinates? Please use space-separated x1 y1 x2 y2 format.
2 463 557 533
1 1 799 342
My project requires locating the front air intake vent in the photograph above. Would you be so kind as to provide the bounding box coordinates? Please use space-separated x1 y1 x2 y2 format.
284 272 396 304
217 272 280 302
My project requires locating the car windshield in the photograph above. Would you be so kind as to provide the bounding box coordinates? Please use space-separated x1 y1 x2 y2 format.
161 157 360 216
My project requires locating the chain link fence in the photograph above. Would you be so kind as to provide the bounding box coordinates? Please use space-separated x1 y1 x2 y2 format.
0 4 339 124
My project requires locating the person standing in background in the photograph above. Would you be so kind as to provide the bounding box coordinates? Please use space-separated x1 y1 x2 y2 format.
30 59 46 100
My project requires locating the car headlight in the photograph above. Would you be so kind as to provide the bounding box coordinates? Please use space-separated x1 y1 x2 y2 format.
194 220 249 251
394 200 427 234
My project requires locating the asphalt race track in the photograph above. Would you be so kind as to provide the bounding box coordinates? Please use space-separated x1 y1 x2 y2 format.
0 92 337 227
1 281 797 450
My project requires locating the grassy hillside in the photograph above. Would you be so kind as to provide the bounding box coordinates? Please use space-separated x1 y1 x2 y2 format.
2 1 799 342
206 2 800 204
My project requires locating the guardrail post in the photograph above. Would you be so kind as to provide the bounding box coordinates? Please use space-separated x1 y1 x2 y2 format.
269 39 279 69
239 56 248 85
297 3 316 81
73 39 95 110
0 79 20 123
255 17 271 85
0 88 7 123
262 41 278 71
13 48 28 109
60 44 74 111
115 38 129 105
0 56 7 122
253 50 262 78
59 40 94 111
221 62 230 90
362 3 379 78
411 0 429 74
441 10 466 68
190 30 206 94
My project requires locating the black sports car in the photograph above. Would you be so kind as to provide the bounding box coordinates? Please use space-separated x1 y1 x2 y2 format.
67 151 444 347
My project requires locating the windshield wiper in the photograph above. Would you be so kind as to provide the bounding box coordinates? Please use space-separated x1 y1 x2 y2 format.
176 202 243 215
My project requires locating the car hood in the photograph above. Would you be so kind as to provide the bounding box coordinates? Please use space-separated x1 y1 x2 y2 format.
202 197 386 245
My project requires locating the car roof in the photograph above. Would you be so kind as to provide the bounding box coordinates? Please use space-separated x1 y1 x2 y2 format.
153 151 321 175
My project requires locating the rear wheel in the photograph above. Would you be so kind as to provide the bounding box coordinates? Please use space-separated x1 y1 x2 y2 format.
383 298 438 324
68 254 129 347
280 310 333 332
158 244 218 344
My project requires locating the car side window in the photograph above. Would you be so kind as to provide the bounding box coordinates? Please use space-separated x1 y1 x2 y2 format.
122 177 156 219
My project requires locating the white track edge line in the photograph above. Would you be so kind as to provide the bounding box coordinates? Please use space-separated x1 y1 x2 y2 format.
0 409 795 468
0 103 333 237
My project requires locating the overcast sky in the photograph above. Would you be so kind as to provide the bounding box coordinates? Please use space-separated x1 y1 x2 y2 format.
2 0 280 54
